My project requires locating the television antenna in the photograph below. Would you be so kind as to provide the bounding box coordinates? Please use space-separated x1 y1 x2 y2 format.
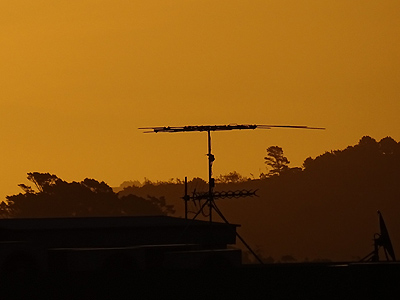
139 124 324 221
139 124 324 263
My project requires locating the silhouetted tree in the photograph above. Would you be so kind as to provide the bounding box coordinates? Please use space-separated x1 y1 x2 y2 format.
264 146 290 176
379 136 398 155
216 171 248 183
1 172 174 218
25 172 59 193
109 136 400 262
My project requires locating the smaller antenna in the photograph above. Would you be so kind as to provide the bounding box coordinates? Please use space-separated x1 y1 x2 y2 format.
360 211 396 262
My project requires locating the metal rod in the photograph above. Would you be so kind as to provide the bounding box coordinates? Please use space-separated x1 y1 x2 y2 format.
213 201 264 264
207 130 213 223
184 176 188 220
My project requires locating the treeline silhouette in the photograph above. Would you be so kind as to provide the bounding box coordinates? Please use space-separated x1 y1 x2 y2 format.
117 136 400 262
1 136 399 262
0 172 174 218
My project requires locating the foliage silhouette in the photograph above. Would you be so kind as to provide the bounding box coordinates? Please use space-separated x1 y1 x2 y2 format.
264 146 291 176
116 136 400 262
3 135 396 260
216 171 249 183
1 172 174 218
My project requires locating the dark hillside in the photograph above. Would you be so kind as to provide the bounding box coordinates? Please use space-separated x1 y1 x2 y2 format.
117 136 400 262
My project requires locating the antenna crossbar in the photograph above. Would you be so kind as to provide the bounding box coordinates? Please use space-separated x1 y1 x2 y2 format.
139 124 324 133
184 189 258 202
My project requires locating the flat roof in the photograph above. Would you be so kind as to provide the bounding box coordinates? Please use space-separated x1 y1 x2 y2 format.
0 216 239 231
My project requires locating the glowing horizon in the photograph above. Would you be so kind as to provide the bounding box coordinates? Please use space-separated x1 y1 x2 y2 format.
1 1 399 198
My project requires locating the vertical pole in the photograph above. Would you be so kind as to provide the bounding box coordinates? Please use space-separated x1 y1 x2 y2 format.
184 176 188 220
207 130 214 223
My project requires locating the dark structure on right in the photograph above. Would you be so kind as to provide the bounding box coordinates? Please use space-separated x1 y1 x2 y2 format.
361 210 396 262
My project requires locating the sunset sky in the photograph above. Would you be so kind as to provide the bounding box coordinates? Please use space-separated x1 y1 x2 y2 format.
1 1 399 198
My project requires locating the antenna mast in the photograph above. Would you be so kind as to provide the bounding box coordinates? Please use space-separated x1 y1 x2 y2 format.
140 123 324 264
139 124 324 222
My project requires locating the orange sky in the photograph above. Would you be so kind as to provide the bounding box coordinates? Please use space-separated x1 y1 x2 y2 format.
1 1 399 198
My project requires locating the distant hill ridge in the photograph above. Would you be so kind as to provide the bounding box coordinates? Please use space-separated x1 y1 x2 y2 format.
117 136 400 262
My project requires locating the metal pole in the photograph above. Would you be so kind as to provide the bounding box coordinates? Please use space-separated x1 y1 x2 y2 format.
184 176 188 220
207 130 214 223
